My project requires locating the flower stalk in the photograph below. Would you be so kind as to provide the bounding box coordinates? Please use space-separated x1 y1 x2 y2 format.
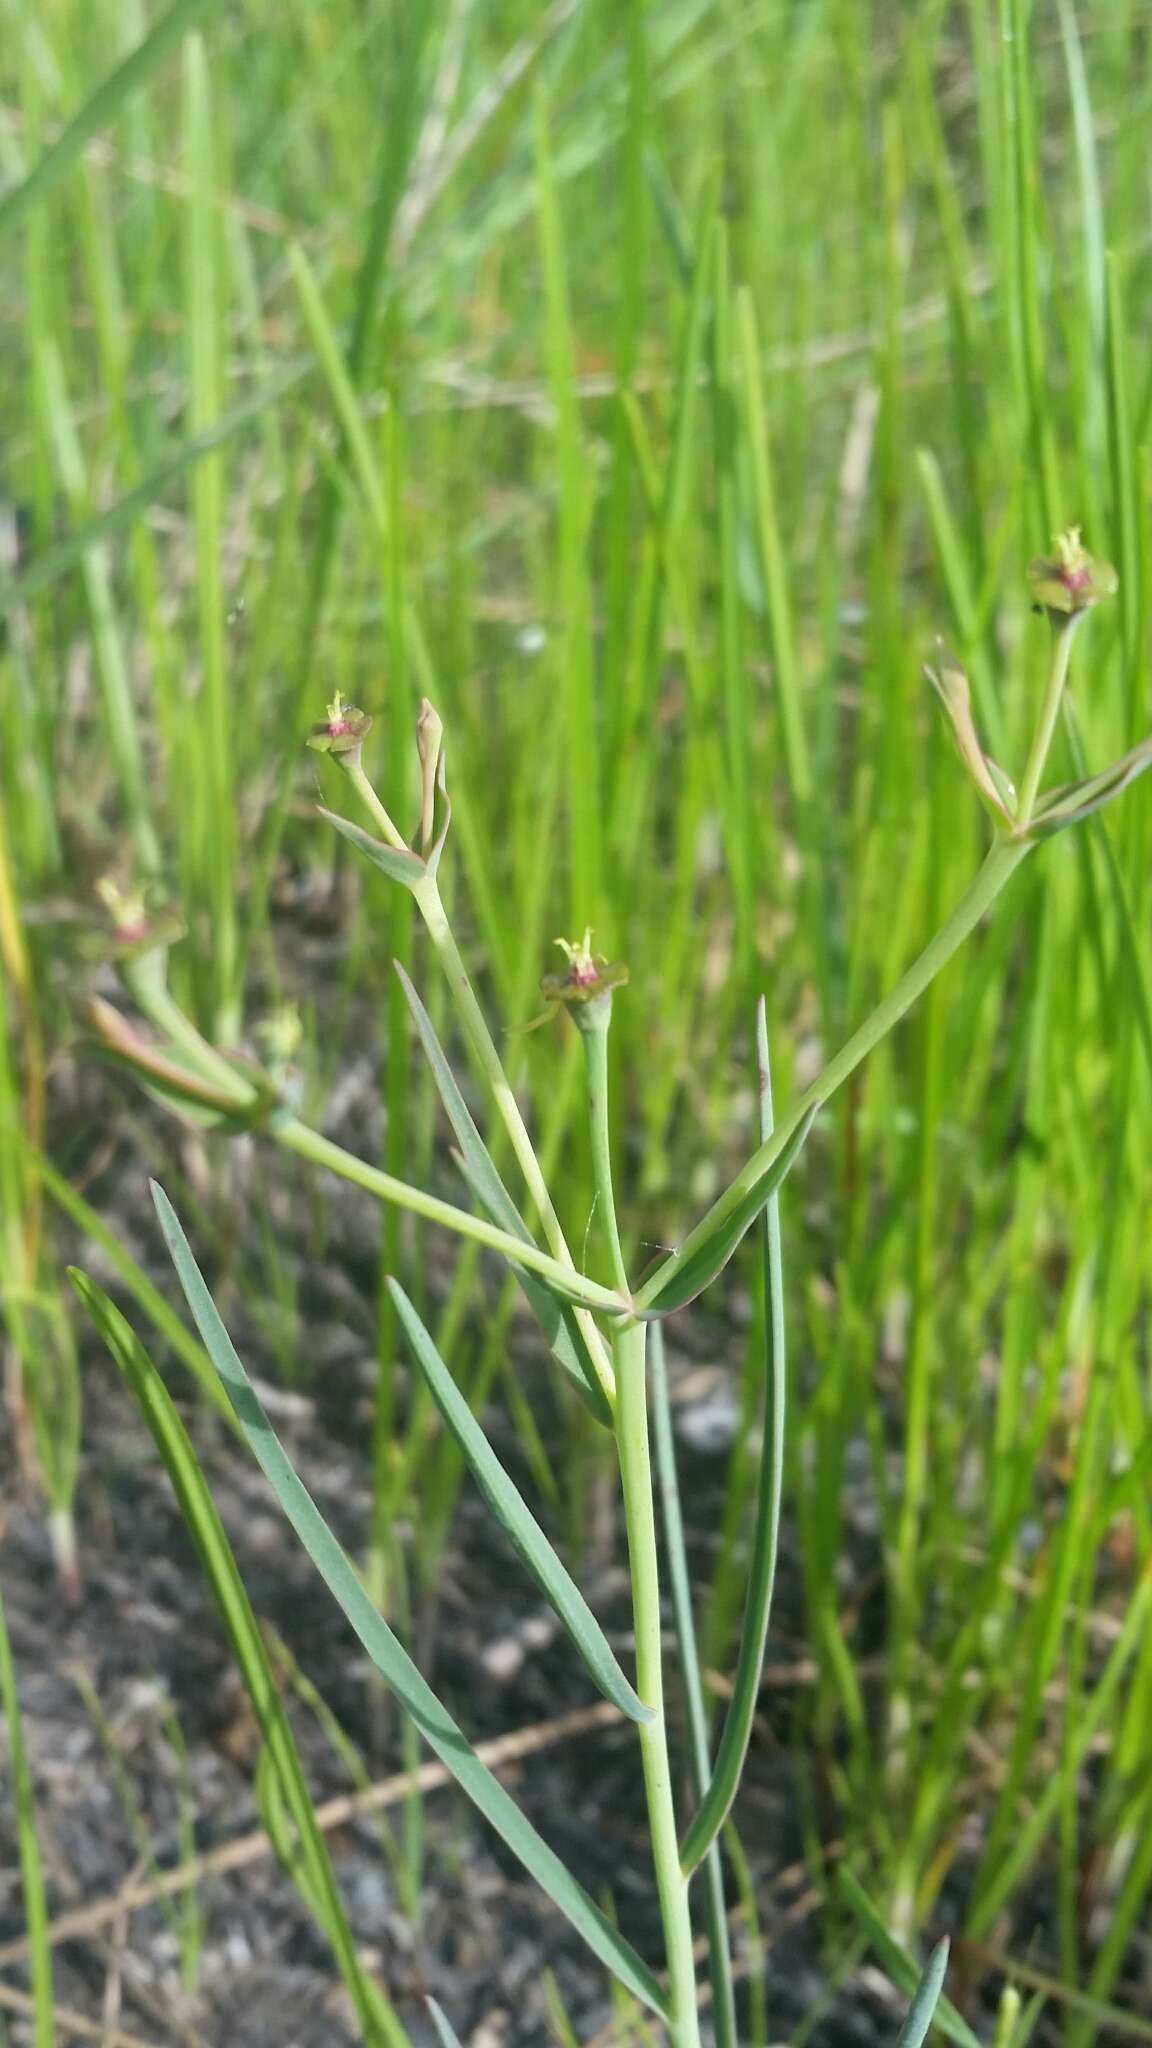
1014 612 1083 825
314 701 618 1405
574 978 701 2048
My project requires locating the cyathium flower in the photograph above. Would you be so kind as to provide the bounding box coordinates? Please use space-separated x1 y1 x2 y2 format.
1027 528 1118 619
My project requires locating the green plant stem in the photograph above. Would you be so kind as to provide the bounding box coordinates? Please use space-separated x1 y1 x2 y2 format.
338 749 610 1392
340 753 615 1397
125 966 257 1106
414 873 616 1399
650 1324 737 2048
614 1319 702 2048
637 835 1033 1312
1016 614 1084 822
580 1003 700 2046
122 945 625 1320
413 873 567 1245
343 755 411 853
273 1115 625 1314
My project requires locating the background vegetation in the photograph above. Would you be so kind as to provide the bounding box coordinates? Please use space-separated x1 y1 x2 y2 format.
2 0 1152 2040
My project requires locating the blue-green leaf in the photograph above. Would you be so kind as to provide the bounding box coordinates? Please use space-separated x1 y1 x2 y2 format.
636 1104 817 1316
896 1940 950 2048
427 2000 465 2048
388 1278 648 1723
837 1871 979 2048
71 1274 406 2047
0 0 226 237
679 998 788 1876
148 1183 666 2018
318 807 427 887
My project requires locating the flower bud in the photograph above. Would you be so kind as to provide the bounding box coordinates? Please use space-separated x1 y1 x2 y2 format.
96 877 183 963
306 691 374 759
416 697 445 855
924 644 1015 823
537 929 629 1029
1027 528 1118 618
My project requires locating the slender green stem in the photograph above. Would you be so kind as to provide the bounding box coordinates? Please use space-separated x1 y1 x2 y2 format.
650 1324 737 2048
637 835 1032 1312
680 1000 786 1877
274 1115 626 1314
413 872 616 1397
580 1003 700 2045
614 1319 703 2048
1015 614 1084 822
335 758 617 1398
343 755 410 853
124 962 258 1105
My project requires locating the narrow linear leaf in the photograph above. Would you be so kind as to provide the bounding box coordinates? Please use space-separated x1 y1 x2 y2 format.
71 1276 404 2048
0 1587 53 2048
680 999 787 1876
396 963 611 1422
290 242 388 533
427 2000 465 2048
1025 733 1152 838
896 1940 950 2048
17 1140 233 1425
318 806 427 887
86 997 268 1127
0 0 226 237
387 1278 647 1724
837 1871 979 2048
636 1103 817 1315
0 365 308 614
147 1184 667 2018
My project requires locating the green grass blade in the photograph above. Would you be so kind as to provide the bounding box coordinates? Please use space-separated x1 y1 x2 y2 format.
0 365 309 614
147 1183 668 2017
257 0 439 881
36 341 159 875
680 998 786 1876
0 1585 54 2047
289 244 388 536
735 286 813 809
395 962 611 1422
183 32 236 1029
0 0 224 237
70 1274 404 2048
386 1278 646 1724
19 1141 233 1425
836 1870 979 2048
